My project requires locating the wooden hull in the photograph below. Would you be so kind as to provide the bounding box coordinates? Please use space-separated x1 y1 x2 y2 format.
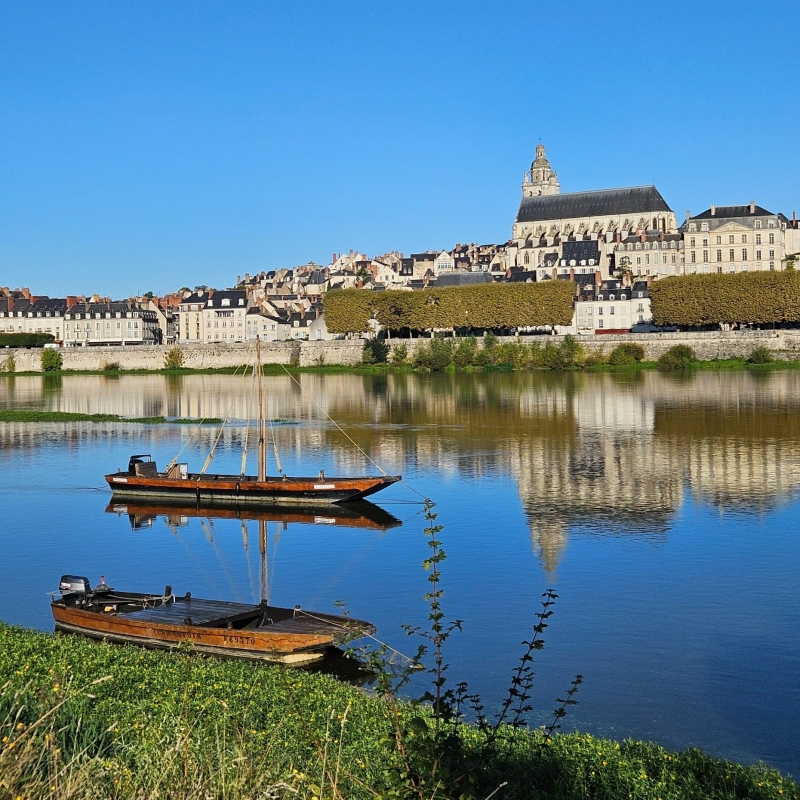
52 601 360 666
106 472 401 506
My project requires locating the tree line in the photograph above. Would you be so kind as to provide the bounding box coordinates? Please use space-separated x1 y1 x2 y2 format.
323 282 576 334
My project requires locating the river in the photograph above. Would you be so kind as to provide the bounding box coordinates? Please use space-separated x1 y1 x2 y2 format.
0 369 798 775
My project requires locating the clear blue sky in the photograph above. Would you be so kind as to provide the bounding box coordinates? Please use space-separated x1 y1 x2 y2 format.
1 1 798 298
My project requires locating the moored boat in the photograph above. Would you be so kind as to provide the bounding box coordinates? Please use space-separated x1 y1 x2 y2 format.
52 575 376 666
106 338 401 508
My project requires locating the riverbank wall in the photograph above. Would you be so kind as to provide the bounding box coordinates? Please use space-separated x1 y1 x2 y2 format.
3 330 800 372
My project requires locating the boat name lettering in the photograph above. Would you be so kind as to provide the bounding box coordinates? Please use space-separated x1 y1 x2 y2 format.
223 634 256 645
150 627 203 640
314 517 337 524
313 484 336 490
113 477 128 483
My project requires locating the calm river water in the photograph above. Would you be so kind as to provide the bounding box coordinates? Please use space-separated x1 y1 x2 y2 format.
1 370 798 775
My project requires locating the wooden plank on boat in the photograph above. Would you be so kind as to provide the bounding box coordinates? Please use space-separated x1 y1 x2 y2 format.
126 599 259 625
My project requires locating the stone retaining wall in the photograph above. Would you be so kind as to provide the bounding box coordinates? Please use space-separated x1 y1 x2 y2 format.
2 330 799 372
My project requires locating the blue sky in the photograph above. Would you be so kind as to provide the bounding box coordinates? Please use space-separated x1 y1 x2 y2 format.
1 1 798 297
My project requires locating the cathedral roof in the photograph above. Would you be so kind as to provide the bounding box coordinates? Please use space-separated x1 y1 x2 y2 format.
689 205 774 220
516 186 672 223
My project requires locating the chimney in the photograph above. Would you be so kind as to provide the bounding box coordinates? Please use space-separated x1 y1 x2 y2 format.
7 296 12 311
659 231 664 241
793 210 797 226
710 204 716 216
640 232 646 242
21 288 31 299
750 200 756 214
616 232 622 243
595 269 602 285
66 296 78 309
685 210 690 223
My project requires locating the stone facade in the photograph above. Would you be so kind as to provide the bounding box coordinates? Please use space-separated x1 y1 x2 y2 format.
683 202 790 274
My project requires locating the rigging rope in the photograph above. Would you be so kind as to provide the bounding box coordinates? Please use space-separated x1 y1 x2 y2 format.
277 363 430 503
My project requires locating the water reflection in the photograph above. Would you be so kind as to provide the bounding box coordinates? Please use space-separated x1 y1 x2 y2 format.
4 370 799 573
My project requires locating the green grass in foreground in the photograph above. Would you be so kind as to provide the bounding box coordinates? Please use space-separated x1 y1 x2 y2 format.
0 410 223 425
0 624 795 799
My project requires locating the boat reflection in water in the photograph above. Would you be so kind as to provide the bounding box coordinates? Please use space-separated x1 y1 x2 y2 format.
105 499 403 532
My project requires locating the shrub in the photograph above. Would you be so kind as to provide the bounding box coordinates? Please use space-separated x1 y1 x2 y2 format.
413 338 453 371
496 340 530 368
609 342 646 365
362 338 389 364
747 345 774 364
101 360 121 372
390 343 408 364
1 355 15 373
657 344 696 370
40 348 63 372
452 336 478 368
584 349 608 367
163 347 185 369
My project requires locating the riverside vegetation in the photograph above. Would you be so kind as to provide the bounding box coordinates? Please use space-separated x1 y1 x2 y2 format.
365 335 795 374
0 504 796 799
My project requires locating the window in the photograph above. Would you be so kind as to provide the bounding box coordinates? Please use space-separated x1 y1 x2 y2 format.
689 223 697 232
742 235 747 243
638 291 644 298
702 238 708 247
769 233 775 244
755 220 762 229
768 219 775 228
598 306 603 315
690 251 696 263
717 266 723 273
716 236 722 245
742 249 748 260
636 257 641 265
701 223 709 231
770 261 775 270
598 319 604 328
756 234 762 245
704 250 709 262
769 249 775 259
728 235 735 244
609 294 615 300
637 303 644 312
610 306 615 315
729 249 735 261
690 237 696 247
621 294 627 300
716 250 722 262
756 250 762 259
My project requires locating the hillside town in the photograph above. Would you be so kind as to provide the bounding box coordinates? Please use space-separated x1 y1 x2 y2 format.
3 145 799 346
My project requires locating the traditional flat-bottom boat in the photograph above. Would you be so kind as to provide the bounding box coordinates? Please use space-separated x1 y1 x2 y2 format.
52 576 376 666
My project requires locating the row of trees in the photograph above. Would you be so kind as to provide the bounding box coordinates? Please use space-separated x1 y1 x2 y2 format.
323 283 576 334
0 332 56 348
649 272 800 327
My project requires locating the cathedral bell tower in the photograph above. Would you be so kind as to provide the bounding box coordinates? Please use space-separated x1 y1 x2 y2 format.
522 144 560 197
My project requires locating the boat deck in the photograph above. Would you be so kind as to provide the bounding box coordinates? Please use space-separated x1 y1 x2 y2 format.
124 599 259 626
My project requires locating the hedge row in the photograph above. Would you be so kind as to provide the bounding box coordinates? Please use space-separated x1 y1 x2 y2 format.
649 272 800 326
323 282 576 333
0 332 56 347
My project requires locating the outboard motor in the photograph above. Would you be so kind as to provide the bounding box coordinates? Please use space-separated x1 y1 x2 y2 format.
59 575 91 595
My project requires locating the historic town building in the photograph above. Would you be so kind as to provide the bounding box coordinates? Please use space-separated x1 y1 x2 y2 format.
507 145 679 281
682 202 791 273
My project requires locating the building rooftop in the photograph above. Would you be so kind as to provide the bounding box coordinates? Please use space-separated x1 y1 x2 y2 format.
516 186 672 223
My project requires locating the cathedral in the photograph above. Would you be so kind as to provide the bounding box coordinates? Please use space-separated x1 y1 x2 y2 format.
507 145 679 279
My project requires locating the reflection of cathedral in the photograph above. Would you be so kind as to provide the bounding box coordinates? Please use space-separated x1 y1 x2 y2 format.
3 371 800 574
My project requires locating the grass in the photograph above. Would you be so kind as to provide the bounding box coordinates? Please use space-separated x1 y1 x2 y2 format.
0 410 223 425
0 623 795 799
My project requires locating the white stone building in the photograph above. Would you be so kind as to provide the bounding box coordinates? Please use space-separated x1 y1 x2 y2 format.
683 203 791 274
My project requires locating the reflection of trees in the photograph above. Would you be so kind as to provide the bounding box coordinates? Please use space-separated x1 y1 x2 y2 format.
3 370 800 572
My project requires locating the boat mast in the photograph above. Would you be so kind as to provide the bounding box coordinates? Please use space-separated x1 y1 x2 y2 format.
256 336 267 481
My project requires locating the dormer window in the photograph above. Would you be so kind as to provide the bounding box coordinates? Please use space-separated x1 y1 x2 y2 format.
688 223 696 232
238 299 245 305
609 294 615 300
701 223 709 231
208 300 213 306
221 298 231 306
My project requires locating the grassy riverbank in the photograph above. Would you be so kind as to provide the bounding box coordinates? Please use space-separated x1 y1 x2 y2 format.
0 624 795 800
0 410 223 424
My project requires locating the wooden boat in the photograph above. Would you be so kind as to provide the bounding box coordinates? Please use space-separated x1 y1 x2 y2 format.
106 338 401 507
52 575 376 666
105 499 403 531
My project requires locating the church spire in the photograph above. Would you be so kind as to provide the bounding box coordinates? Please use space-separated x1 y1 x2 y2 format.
522 144 560 197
